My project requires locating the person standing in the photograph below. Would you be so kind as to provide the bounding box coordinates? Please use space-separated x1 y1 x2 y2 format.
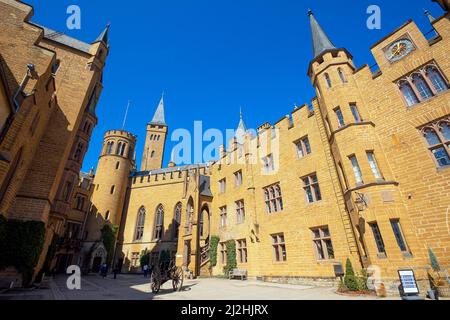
143 264 149 278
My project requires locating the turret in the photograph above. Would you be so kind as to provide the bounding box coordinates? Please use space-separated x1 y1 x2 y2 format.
140 94 168 171
91 129 136 226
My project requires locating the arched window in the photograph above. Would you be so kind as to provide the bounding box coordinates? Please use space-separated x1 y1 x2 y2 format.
412 73 433 100
74 142 84 161
109 142 115 154
150 134 154 140
134 207 146 241
120 143 126 156
426 66 448 93
153 205 164 240
324 73 332 88
116 162 120 170
186 198 194 234
338 68 347 83
439 121 450 141
173 203 182 240
116 142 122 155
151 151 155 158
110 185 115 194
398 80 419 107
199 211 204 237
105 211 110 221
422 124 450 167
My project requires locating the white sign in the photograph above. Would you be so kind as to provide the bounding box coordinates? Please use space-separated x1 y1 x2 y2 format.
398 270 419 295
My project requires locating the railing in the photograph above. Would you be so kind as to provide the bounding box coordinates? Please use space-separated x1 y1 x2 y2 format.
200 244 210 266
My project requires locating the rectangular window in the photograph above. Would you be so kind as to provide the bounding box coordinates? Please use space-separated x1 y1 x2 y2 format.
234 170 243 187
390 219 410 254
237 239 248 264
334 107 345 128
369 222 386 255
367 151 383 180
349 155 364 184
295 136 312 159
302 174 322 203
131 252 140 267
263 183 283 213
262 154 275 173
350 104 362 123
219 178 226 193
271 234 287 262
220 242 227 265
236 200 245 224
311 227 335 260
220 206 227 228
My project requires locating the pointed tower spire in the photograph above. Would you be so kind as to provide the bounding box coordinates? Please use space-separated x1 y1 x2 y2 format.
150 93 166 125
237 107 246 132
236 107 247 144
308 9 336 59
424 9 436 23
94 23 110 45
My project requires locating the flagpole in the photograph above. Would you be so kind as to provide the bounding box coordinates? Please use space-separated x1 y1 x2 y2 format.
122 100 131 130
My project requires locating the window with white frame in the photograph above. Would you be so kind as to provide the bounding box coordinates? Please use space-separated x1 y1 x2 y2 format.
420 117 450 167
295 136 312 159
271 234 287 262
263 183 283 213
302 174 322 203
220 206 227 228
311 226 335 260
235 200 245 224
349 155 364 185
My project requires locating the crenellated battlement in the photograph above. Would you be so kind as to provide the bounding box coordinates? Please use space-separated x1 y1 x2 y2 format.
130 164 209 187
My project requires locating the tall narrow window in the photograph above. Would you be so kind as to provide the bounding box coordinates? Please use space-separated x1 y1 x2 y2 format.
302 174 322 203
219 178 226 193
116 142 122 155
134 207 146 241
236 200 245 224
120 143 126 156
390 219 410 254
173 203 182 240
349 155 363 184
295 136 312 159
324 73 332 88
421 119 450 167
367 151 383 180
426 66 448 93
334 107 345 128
350 104 362 123
234 170 243 187
220 242 227 265
412 73 433 100
369 222 386 256
338 68 347 83
398 81 419 107
105 211 110 221
153 205 164 240
220 206 227 228
272 234 287 262
311 227 335 260
199 211 204 237
262 154 275 173
237 239 248 264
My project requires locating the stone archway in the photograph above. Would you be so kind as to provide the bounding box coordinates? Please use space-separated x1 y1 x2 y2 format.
89 242 107 273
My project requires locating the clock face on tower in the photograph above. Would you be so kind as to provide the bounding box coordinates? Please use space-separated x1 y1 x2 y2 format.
385 38 415 62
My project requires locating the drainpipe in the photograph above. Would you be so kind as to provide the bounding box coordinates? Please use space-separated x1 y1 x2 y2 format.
13 64 38 112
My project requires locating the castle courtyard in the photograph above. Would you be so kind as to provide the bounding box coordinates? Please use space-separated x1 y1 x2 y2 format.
0 274 398 300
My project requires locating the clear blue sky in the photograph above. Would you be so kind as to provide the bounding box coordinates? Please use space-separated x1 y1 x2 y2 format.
26 0 444 171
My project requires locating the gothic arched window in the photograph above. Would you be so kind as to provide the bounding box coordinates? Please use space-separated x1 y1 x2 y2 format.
120 143 126 156
116 142 122 155
338 68 347 84
324 73 332 88
134 207 146 241
422 121 450 167
412 73 433 100
173 203 182 240
153 205 164 240
398 80 419 107
426 66 448 93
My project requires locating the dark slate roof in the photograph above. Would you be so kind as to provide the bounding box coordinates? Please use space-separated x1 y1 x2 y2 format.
150 96 166 125
36 24 92 54
95 24 110 45
308 10 336 59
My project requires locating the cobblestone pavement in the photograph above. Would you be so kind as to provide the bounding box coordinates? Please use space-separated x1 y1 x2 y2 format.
1 274 399 300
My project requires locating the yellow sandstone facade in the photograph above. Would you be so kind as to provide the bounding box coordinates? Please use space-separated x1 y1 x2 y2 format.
88 4 450 295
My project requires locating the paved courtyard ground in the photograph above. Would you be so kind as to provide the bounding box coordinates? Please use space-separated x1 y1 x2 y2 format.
0 274 401 300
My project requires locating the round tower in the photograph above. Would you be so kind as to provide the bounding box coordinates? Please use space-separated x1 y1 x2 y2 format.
91 130 137 226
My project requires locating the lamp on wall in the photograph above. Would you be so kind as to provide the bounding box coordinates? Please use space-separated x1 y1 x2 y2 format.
354 192 368 211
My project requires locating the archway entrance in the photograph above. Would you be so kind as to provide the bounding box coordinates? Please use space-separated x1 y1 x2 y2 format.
92 257 102 273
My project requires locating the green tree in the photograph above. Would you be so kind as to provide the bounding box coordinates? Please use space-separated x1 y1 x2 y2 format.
428 247 441 272
209 235 220 268
344 258 359 291
101 224 118 266
223 240 237 276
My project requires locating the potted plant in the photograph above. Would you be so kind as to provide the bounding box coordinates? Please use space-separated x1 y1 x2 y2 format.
428 248 450 298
